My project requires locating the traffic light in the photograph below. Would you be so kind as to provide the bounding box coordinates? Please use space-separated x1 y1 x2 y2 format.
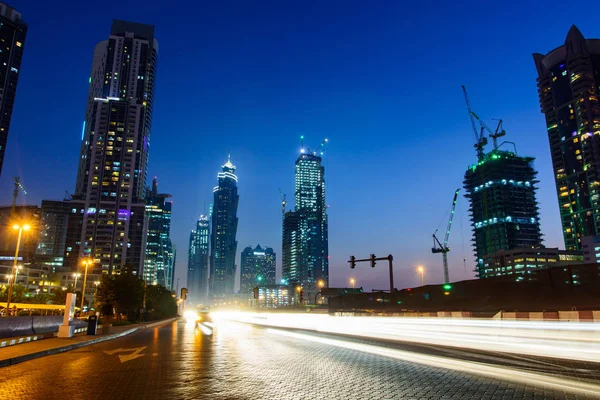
253 287 259 300
442 284 452 295
181 287 188 300
370 254 376 268
349 256 356 269
299 289 304 302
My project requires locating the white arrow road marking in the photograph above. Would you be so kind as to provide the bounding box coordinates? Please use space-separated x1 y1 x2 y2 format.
103 346 147 363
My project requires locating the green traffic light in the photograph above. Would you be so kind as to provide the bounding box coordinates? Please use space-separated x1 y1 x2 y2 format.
442 284 452 290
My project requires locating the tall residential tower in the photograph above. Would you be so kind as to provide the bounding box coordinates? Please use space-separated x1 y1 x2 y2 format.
0 3 26 176
533 26 600 250
187 215 210 304
209 156 239 301
282 150 328 300
64 21 158 274
240 245 276 295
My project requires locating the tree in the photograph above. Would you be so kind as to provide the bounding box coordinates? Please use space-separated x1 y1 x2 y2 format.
51 287 74 305
113 270 144 321
145 284 177 321
0 284 27 303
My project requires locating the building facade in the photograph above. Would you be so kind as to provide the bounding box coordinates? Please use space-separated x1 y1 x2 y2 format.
255 285 291 308
480 247 583 280
144 178 174 289
533 26 600 251
240 245 276 295
464 150 543 278
64 21 158 275
282 152 328 300
35 200 70 268
187 215 209 304
0 3 26 176
209 156 239 301
0 205 40 262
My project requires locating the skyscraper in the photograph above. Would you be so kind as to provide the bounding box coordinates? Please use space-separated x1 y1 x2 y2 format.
464 150 543 278
533 26 600 251
64 21 158 274
209 155 239 301
282 151 328 300
144 178 174 289
36 200 71 267
0 3 26 176
240 245 276 295
187 215 209 303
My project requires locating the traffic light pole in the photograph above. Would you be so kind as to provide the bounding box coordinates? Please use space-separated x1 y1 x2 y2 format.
348 254 394 293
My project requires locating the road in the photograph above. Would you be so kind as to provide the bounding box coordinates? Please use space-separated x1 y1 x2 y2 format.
1 318 599 399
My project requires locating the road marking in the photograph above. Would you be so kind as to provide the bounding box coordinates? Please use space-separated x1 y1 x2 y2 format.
103 346 147 363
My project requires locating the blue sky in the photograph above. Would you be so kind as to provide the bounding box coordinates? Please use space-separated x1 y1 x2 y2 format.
1 0 597 290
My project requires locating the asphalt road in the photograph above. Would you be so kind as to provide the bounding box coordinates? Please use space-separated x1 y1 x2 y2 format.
0 319 598 399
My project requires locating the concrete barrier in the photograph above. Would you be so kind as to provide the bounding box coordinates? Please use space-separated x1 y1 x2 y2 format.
0 316 87 339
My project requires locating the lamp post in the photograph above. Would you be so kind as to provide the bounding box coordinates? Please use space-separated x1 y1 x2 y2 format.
6 223 30 315
349 277 355 288
80 258 92 314
417 266 425 286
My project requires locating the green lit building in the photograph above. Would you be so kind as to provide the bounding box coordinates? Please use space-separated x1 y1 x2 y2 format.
533 26 600 251
464 150 543 278
240 245 276 296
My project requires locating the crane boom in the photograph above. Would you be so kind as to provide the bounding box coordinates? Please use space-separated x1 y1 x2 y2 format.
462 86 488 160
443 188 460 246
12 176 27 209
431 188 461 284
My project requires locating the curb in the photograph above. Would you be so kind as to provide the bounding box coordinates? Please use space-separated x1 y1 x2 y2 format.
0 317 178 368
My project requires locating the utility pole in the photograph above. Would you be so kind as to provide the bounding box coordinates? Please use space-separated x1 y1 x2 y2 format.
349 254 394 293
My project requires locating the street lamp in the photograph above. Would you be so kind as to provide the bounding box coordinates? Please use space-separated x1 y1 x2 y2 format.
349 277 355 288
318 280 325 289
6 223 30 315
80 258 92 314
417 266 425 286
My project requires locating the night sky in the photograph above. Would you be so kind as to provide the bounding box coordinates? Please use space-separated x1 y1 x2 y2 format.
1 0 596 291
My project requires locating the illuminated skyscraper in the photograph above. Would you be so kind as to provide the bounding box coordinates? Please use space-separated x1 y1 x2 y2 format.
209 155 239 301
240 245 275 295
187 215 209 303
282 151 328 300
533 26 600 250
0 3 26 176
64 21 158 274
144 178 174 289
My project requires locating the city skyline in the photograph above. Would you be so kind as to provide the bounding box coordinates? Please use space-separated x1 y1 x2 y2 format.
0 1 595 291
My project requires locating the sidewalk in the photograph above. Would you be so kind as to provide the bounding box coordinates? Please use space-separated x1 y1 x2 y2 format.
0 317 177 368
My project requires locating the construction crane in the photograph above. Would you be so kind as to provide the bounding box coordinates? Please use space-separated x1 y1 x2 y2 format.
462 85 506 156
12 176 27 208
432 188 460 284
317 138 328 155
279 189 287 216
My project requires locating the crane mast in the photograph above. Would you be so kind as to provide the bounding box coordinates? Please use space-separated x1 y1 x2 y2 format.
432 188 460 283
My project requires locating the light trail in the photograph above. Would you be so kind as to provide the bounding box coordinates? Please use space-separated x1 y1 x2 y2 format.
266 328 600 397
211 312 600 362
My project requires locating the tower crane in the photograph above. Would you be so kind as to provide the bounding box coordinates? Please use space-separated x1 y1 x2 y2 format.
461 85 506 156
279 189 287 216
12 176 27 208
432 188 460 284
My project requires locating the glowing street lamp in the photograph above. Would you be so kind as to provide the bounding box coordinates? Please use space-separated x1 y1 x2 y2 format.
349 277 355 288
318 280 325 289
6 223 30 315
417 266 425 286
80 258 93 313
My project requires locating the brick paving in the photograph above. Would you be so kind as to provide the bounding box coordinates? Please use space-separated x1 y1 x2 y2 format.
0 319 597 399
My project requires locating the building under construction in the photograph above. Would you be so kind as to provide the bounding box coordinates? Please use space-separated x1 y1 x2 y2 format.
464 150 543 278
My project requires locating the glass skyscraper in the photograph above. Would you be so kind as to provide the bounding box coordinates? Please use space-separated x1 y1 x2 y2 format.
64 21 158 275
209 156 239 301
533 26 600 251
188 215 210 304
0 3 26 176
144 178 174 289
282 151 328 300
240 245 276 295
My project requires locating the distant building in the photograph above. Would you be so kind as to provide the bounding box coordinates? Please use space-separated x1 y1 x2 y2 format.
282 151 328 300
144 178 174 289
255 285 291 308
0 3 26 176
0 205 40 262
187 215 209 303
481 247 583 280
209 155 239 301
240 245 276 295
581 236 600 263
464 150 543 278
64 20 158 275
533 26 600 251
36 200 70 263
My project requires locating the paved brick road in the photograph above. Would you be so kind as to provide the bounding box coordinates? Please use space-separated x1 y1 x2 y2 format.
0 319 596 399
